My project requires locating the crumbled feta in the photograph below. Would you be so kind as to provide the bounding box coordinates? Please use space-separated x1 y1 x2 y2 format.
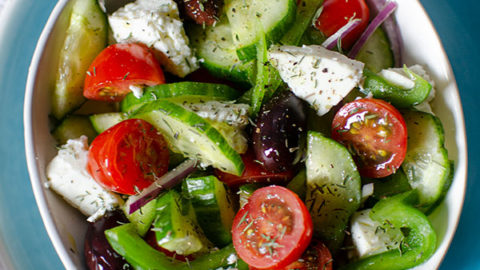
46 136 123 222
268 45 364 116
184 101 250 127
350 209 401 258
379 64 436 113
109 0 199 77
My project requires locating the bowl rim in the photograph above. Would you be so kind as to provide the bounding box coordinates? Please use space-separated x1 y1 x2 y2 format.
24 0 75 269
23 0 468 269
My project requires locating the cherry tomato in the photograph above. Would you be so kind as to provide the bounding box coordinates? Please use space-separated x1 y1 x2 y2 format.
331 98 407 178
232 186 313 269
215 149 294 187
87 119 169 195
314 0 370 49
284 239 333 270
84 43 165 102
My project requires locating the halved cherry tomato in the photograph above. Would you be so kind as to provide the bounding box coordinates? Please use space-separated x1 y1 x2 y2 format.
232 186 313 269
314 0 370 49
84 43 165 102
215 149 294 187
284 239 333 270
87 119 169 195
331 98 407 178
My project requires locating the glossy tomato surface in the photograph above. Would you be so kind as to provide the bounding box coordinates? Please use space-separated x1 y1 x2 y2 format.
331 98 407 178
232 186 313 269
284 239 333 270
215 149 294 187
87 119 169 195
84 43 165 102
314 0 370 49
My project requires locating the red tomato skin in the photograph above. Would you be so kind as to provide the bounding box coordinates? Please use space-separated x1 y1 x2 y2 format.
283 240 333 270
84 43 165 102
215 149 294 187
232 186 313 269
87 119 169 195
314 0 370 49
331 98 407 178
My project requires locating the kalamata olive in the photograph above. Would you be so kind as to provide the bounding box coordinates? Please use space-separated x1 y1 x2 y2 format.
84 211 130 270
175 0 222 26
253 90 306 172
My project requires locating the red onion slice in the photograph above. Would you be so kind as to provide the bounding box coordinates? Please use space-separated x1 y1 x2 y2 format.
127 159 197 214
363 0 403 65
348 1 398 59
322 18 362 50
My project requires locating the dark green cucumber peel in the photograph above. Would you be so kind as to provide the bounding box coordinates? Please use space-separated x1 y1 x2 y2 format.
131 99 244 176
121 82 240 113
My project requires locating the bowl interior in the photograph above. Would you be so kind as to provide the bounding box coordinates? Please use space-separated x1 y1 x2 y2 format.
24 0 467 269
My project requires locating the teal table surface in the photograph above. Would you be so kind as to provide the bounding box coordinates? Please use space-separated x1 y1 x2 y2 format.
0 0 477 269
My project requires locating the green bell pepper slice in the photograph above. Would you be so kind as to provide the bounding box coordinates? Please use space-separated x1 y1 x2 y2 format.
341 191 437 270
105 223 248 270
362 66 432 108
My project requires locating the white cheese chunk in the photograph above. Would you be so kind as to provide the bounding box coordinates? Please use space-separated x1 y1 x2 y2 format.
379 64 436 114
350 209 401 258
184 101 250 127
268 45 364 116
109 0 198 77
46 136 123 222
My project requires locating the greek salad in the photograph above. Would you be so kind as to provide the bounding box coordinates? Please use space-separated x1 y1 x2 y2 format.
45 0 453 269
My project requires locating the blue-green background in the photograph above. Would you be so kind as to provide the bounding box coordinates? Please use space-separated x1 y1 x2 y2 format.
0 0 477 269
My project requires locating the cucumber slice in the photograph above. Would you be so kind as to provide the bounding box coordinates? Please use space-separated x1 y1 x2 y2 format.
226 0 297 60
123 196 158 237
306 131 361 251
153 190 212 255
52 0 107 119
187 19 255 85
89 112 126 133
182 176 235 247
401 110 453 213
286 168 307 201
281 0 325 45
356 28 394 73
132 99 244 175
207 120 248 154
52 115 97 144
121 82 241 113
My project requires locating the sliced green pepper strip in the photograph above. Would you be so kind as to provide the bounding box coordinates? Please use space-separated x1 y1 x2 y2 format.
362 66 432 108
341 191 437 270
105 223 248 270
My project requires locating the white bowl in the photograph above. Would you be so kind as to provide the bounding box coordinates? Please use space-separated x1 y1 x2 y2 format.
24 0 468 269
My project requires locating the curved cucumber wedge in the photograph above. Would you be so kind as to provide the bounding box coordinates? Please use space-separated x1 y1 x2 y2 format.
306 131 361 251
401 110 453 213
132 99 244 176
188 18 255 85
182 175 235 247
52 0 107 119
356 28 394 73
121 82 241 113
52 115 97 144
226 0 297 61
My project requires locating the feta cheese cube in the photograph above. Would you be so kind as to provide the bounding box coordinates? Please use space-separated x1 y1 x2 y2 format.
109 0 199 77
350 209 401 258
46 136 123 222
268 45 364 116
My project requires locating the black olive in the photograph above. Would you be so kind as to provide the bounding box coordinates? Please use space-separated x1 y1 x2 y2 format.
84 210 130 270
253 90 306 172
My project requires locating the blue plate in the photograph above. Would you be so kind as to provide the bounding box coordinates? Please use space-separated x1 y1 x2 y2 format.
0 0 477 269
